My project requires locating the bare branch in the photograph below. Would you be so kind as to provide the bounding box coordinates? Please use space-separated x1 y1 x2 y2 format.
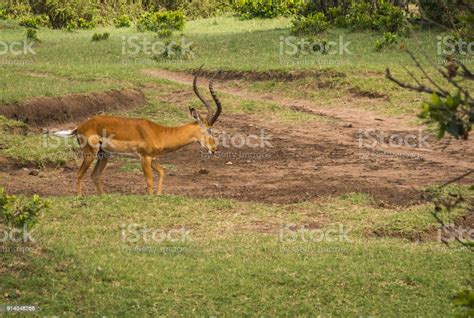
457 59 474 80
402 65 424 87
385 68 448 97
406 50 450 96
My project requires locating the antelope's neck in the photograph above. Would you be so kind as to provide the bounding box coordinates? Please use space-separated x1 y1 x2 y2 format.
159 122 200 152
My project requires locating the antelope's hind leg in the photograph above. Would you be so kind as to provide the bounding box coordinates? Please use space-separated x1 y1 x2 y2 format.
91 151 109 195
152 160 165 195
77 148 95 196
140 156 154 195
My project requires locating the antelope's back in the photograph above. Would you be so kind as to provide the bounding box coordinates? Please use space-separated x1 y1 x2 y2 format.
77 115 160 141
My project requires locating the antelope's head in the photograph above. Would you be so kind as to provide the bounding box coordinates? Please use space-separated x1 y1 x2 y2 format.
190 65 222 155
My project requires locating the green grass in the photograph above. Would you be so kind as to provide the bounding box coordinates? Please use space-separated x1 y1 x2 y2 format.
0 17 457 108
1 194 471 316
0 16 472 317
0 16 465 123
0 116 76 166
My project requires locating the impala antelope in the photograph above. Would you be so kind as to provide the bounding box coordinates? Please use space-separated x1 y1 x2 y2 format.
54 66 222 195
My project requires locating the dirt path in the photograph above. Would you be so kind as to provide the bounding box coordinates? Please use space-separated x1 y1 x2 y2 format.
144 68 473 168
143 69 417 131
0 69 472 205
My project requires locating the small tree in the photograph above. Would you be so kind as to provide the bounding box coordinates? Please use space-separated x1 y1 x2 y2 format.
385 2 473 315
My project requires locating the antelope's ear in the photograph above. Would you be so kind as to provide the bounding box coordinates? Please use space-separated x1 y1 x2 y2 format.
189 107 202 123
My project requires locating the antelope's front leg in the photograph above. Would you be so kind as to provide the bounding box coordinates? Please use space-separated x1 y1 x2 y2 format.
140 156 154 195
152 160 165 195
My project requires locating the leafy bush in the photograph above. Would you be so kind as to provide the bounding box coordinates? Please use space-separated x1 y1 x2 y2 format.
374 32 398 51
92 32 110 41
420 92 473 139
19 16 39 28
0 188 48 230
292 12 328 35
181 0 231 19
19 15 49 29
43 0 97 29
114 14 131 28
5 3 31 18
137 10 184 32
153 38 195 61
45 1 76 29
297 1 408 35
77 17 95 29
372 2 407 33
326 6 347 28
26 28 39 41
418 0 461 28
156 28 173 38
0 8 8 20
233 0 304 19
344 1 407 33
343 2 372 30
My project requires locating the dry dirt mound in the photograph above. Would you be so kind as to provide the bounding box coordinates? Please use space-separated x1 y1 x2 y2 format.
2 113 473 206
0 89 145 128
152 68 345 82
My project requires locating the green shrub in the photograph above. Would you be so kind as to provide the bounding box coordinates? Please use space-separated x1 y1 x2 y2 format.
18 15 49 28
181 0 231 19
372 2 407 33
420 92 472 139
344 1 372 30
0 188 48 230
291 12 328 35
0 8 8 20
418 0 461 28
36 14 50 26
233 0 304 19
43 0 97 29
114 14 131 28
5 3 31 18
26 28 39 41
156 28 173 38
374 32 398 51
153 38 195 61
92 32 110 41
326 6 347 28
43 0 76 29
137 10 184 32
77 17 95 29
344 1 407 33
66 20 78 31
19 16 39 29
136 12 154 31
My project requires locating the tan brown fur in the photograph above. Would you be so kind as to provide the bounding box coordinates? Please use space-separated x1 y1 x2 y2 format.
73 67 221 195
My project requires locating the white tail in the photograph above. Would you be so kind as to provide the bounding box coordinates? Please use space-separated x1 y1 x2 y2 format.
52 129 77 137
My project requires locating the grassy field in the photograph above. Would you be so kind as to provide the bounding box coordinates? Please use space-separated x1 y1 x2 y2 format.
0 16 453 164
0 16 448 104
2 191 472 316
0 15 473 317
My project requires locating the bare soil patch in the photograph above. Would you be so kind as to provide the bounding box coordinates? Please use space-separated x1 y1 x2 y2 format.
1 112 472 206
147 68 345 82
0 89 145 128
1 69 472 207
348 86 388 99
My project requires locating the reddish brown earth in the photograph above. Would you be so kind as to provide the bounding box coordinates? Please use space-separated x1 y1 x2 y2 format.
0 89 145 128
0 70 472 206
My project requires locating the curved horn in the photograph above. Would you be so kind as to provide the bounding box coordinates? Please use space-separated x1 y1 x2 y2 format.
208 72 222 126
193 64 213 120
